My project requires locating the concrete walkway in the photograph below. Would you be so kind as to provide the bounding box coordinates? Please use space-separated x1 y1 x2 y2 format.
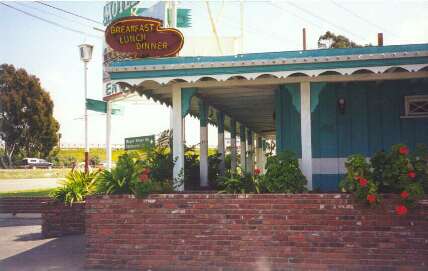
0 178 63 192
0 216 85 271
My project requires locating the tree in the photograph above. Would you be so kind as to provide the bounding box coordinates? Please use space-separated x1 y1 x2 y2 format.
0 64 59 167
318 31 363 48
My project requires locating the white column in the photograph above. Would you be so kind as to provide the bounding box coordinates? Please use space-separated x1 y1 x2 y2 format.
240 126 246 172
172 85 184 191
246 130 253 174
200 126 208 187
230 120 237 173
300 82 313 190
217 112 225 176
106 101 112 170
199 101 209 187
218 132 225 175
255 135 262 172
261 139 267 172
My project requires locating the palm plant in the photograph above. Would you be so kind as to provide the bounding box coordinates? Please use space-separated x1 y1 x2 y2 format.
50 170 99 205
96 153 144 195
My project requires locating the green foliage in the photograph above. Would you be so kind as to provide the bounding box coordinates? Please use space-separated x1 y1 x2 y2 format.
341 144 426 213
208 152 221 188
50 170 99 205
218 151 307 194
144 147 174 182
184 149 199 190
217 171 259 194
318 31 363 48
260 151 307 193
410 144 428 193
96 149 176 197
90 155 101 166
133 179 173 198
0 64 59 167
339 154 378 203
96 153 142 195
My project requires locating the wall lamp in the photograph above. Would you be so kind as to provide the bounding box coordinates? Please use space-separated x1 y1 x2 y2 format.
337 98 346 114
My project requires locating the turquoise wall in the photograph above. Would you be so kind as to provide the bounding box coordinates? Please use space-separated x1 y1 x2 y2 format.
312 79 428 191
275 84 301 157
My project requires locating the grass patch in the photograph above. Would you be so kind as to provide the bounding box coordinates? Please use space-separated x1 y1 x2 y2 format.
0 188 55 197
0 168 70 179
56 148 125 162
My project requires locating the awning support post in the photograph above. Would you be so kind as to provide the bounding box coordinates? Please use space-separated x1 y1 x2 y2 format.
300 81 313 190
106 101 112 170
246 130 254 174
217 112 225 176
230 119 237 173
172 85 185 191
199 100 209 187
240 125 246 172
255 135 263 173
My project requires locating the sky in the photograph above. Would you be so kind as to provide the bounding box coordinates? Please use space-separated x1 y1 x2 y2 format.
0 0 427 149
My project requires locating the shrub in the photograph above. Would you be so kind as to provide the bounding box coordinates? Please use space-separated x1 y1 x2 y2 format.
410 144 428 193
133 175 174 198
50 170 99 205
341 144 426 214
217 170 260 194
259 151 307 193
339 154 379 204
208 152 221 188
96 150 176 197
90 155 100 166
144 147 174 183
184 150 200 190
218 151 307 194
96 153 142 195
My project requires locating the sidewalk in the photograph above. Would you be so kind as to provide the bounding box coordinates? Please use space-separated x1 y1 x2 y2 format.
0 216 85 271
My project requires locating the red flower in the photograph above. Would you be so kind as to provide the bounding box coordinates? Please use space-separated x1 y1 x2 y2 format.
358 177 368 187
407 171 416 179
139 173 149 183
367 194 377 203
399 146 409 155
254 168 261 176
400 191 409 200
395 205 408 216
143 168 151 175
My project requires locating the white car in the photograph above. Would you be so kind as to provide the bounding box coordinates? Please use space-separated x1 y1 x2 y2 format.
21 158 53 169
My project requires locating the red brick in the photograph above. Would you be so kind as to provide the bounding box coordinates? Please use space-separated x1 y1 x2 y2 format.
85 194 428 271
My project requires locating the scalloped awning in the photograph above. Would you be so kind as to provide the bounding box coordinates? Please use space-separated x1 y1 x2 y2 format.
105 43 428 135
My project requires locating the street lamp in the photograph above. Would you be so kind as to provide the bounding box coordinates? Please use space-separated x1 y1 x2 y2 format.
79 44 93 173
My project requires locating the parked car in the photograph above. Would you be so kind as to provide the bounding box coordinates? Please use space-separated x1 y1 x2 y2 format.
21 158 53 169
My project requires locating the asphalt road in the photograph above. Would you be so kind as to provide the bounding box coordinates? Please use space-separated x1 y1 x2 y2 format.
0 216 85 271
0 178 63 192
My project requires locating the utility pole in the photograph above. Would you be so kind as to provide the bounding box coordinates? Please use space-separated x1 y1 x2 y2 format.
302 28 307 50
240 0 244 53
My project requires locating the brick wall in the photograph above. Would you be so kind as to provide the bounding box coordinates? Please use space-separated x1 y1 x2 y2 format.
0 197 50 214
42 201 85 238
86 194 428 271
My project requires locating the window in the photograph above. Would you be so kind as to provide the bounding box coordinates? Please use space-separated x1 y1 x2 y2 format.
405 95 428 117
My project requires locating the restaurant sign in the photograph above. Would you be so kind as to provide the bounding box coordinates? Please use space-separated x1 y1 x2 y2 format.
105 17 184 58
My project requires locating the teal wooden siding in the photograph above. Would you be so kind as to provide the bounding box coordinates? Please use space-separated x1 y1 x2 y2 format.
313 174 344 192
311 79 428 191
275 84 301 157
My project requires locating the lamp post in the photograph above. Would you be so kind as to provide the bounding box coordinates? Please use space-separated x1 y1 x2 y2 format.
79 44 93 173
